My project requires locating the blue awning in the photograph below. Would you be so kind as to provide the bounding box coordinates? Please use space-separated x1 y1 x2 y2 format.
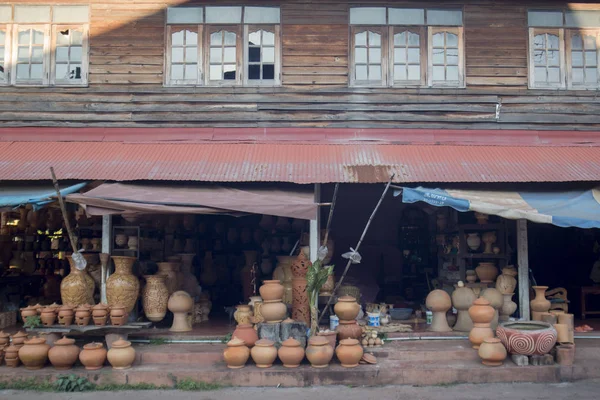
395 186 600 229
0 182 87 211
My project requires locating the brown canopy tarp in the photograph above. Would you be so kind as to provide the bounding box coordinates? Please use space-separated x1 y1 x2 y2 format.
66 182 317 220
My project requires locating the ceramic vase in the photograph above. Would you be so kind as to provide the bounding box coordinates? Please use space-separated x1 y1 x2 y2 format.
481 288 503 330
223 337 251 369
115 234 127 248
468 298 495 349
334 296 361 321
261 300 287 323
168 291 193 332
61 256 95 306
336 338 364 368
278 338 305 368
499 293 517 322
142 274 169 322
466 233 481 251
259 280 284 302
292 277 310 323
79 342 107 370
478 338 507 366
250 339 278 368
232 323 258 347
481 231 497 254
157 262 179 295
496 267 517 295
425 289 452 332
234 305 253 325
475 262 498 283
107 339 135 369
178 253 201 299
530 286 551 316
106 256 140 313
451 282 476 332
48 337 80 370
18 337 50 370
306 336 334 368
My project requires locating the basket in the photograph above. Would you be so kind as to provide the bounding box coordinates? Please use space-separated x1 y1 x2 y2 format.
338 285 361 302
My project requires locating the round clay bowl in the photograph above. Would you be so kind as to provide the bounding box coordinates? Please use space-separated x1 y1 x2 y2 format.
496 321 557 356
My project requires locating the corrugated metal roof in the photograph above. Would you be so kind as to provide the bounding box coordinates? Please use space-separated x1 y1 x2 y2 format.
1 142 599 183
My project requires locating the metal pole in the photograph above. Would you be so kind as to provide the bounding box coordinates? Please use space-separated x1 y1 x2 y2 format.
517 219 531 320
100 215 112 303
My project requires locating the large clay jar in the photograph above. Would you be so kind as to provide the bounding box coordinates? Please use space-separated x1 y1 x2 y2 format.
478 337 507 366
232 323 259 348
481 288 503 330
497 321 557 356
334 296 361 320
451 282 476 332
500 293 517 322
306 336 334 368
234 305 253 325
336 320 363 340
278 338 305 368
107 339 135 369
259 280 285 302
292 277 310 323
496 267 517 295
157 262 179 295
530 286 551 317
475 262 498 283
107 256 140 313
49 337 80 370
79 342 107 370
223 337 250 369
425 289 452 332
18 336 50 370
468 298 495 349
5 345 20 367
61 255 95 306
142 274 169 322
336 338 364 368
168 291 193 332
178 253 201 299
261 300 287 323
250 339 278 368
40 307 57 326
57 305 74 326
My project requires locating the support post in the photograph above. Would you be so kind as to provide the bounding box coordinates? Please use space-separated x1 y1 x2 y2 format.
101 215 112 304
517 219 530 320
309 184 321 263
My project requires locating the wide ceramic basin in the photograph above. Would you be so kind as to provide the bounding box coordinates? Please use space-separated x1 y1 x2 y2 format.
496 321 557 356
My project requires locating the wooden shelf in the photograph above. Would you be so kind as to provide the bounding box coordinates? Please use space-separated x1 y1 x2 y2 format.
461 253 509 259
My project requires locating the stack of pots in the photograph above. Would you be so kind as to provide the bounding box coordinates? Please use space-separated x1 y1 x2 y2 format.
468 297 495 349
92 304 110 326
334 296 362 341
496 266 518 322
259 279 287 323
291 251 311 323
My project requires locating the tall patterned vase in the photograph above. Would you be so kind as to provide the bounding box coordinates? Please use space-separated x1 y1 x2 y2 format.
106 256 140 313
142 275 169 322
61 255 95 306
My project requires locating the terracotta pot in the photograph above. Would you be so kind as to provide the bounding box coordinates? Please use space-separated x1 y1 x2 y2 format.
168 291 193 332
292 277 310 323
18 336 50 370
5 345 20 367
336 338 364 368
107 256 140 313
468 298 495 349
306 336 334 368
530 286 551 313
61 256 95 306
11 331 28 348
157 262 179 295
554 323 571 344
48 337 80 370
234 305 253 325
232 323 259 348
75 307 91 326
223 337 250 369
259 280 285 302
496 269 517 295
110 306 128 326
478 337 507 366
425 289 452 332
336 319 362 341
0 331 10 347
261 300 287 323
79 342 107 370
496 321 557 356
250 339 278 368
481 288 503 330
57 306 74 326
451 282 476 332
556 343 575 366
499 293 517 322
278 338 305 368
475 262 498 283
317 330 337 350
40 308 57 326
20 306 37 323
334 296 361 320
107 339 135 369
178 253 201 298
142 274 170 322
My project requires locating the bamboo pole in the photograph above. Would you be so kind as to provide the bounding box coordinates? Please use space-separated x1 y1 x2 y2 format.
317 175 395 325
49 167 78 254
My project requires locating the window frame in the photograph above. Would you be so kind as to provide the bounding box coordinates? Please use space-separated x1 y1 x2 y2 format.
204 24 242 86
11 24 50 86
243 24 281 86
0 23 11 85
390 26 426 87
349 25 388 87
164 24 203 87
527 27 566 89
427 26 464 88
565 29 600 89
50 24 89 87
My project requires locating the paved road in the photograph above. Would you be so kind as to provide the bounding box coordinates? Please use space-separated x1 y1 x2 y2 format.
1 380 599 400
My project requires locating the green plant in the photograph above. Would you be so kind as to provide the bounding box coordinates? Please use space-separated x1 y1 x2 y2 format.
23 315 42 329
221 332 232 343
307 259 334 334
95 382 171 391
175 378 221 391
54 374 94 392
0 378 54 392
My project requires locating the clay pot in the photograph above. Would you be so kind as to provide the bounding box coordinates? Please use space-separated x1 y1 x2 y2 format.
157 262 179 295
466 233 481 251
499 293 517 322
232 323 259 348
556 343 575 366
554 323 571 344
106 256 140 313
259 280 285 302
496 321 557 356
61 256 95 306
40 308 57 326
234 305 253 325
334 296 361 320
292 277 310 323
468 298 495 349
57 306 74 326
48 337 80 370
223 337 251 369
115 233 127 247
481 231 497 254
530 286 551 314
306 336 334 368
496 268 517 295
278 338 305 368
261 300 287 323
0 331 10 347
5 345 20 367
478 338 507 366
475 262 498 283
110 306 128 326
336 338 364 368
79 342 107 370
250 339 278 368
11 331 28 348
318 330 337 350
107 339 135 369
291 251 311 278
451 282 476 332
75 307 91 326
91 304 109 326
481 288 503 330
18 336 50 370
20 306 37 323
425 289 452 332
168 291 193 332
336 319 362 340
319 274 335 297
466 270 477 283
142 274 169 322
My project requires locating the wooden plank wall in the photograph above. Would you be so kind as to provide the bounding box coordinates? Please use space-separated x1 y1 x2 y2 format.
0 0 600 129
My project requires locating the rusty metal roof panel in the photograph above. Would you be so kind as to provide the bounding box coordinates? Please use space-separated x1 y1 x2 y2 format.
1 142 600 183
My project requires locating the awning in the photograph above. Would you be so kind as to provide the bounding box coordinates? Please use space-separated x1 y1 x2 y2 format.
0 182 87 211
396 186 600 229
66 182 317 220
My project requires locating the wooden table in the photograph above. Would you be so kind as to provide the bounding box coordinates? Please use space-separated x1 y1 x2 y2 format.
580 286 600 319
26 322 152 348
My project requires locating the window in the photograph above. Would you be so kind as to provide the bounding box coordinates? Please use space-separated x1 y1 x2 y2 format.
529 9 600 89
349 7 463 87
165 6 280 86
0 4 89 86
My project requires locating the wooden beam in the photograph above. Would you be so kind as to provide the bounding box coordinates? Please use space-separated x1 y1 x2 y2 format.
101 214 112 304
517 219 530 320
